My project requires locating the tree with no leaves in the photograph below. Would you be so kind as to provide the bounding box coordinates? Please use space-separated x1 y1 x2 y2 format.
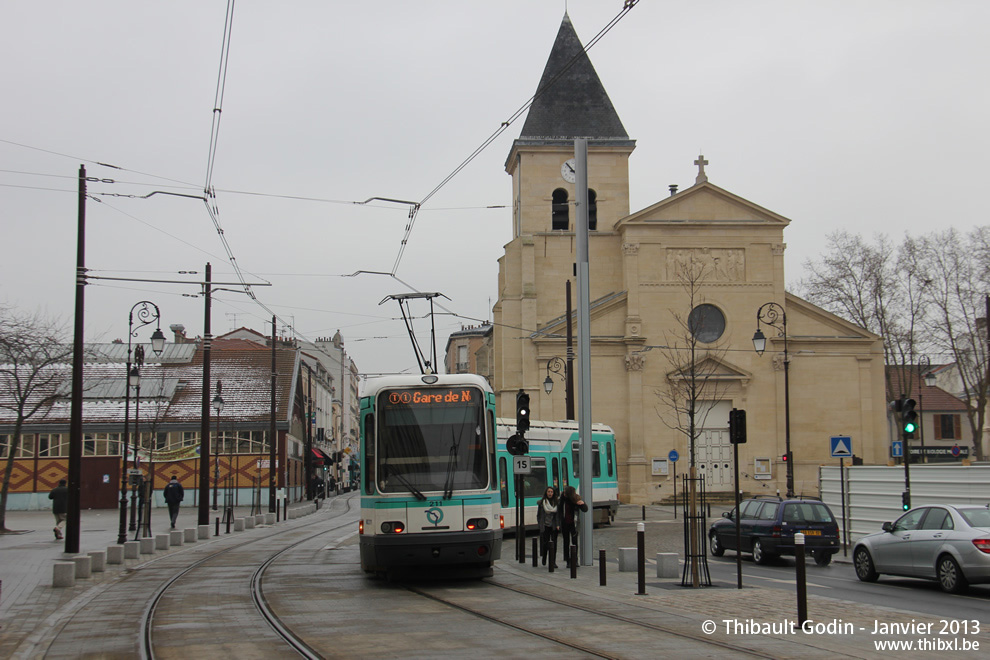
0 308 73 532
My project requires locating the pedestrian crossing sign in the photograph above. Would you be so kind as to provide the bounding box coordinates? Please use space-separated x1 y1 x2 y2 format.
830 436 853 458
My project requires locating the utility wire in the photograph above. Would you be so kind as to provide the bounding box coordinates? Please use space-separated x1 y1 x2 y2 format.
204 0 236 196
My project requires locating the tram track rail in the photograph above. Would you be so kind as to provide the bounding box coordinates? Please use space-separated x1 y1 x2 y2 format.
139 496 356 660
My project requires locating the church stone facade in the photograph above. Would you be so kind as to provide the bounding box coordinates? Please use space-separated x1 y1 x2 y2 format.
493 14 887 504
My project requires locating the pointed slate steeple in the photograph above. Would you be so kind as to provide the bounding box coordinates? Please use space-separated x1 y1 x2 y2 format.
518 14 632 144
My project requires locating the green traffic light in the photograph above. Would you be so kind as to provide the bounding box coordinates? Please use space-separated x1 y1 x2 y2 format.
904 422 916 433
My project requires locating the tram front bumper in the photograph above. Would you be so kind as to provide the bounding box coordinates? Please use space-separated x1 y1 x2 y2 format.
361 530 502 570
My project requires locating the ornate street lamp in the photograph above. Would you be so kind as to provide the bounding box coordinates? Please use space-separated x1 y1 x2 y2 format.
542 356 572 419
118 301 164 545
212 381 224 511
753 301 792 497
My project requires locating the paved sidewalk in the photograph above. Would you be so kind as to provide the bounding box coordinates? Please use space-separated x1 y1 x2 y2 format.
0 500 315 626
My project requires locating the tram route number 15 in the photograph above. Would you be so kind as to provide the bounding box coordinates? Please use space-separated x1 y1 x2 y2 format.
513 455 532 475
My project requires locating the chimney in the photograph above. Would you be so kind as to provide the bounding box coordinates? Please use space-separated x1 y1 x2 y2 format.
169 323 187 344
669 184 678 196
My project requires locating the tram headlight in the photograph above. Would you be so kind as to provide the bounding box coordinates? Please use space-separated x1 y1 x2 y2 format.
466 517 489 531
381 521 405 534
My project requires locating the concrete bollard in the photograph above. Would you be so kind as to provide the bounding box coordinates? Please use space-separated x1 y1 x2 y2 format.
170 530 183 546
184 528 197 543
53 562 76 588
254 515 264 525
124 541 141 559
198 524 209 540
88 550 106 573
72 555 92 579
106 545 124 565
244 516 255 529
155 534 170 551
656 553 679 578
139 537 155 555
617 547 637 572
264 513 275 525
234 518 245 532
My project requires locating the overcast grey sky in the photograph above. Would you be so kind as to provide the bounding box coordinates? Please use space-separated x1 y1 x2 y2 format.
2 1 988 376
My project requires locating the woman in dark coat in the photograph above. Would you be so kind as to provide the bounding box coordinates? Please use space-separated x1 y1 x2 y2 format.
559 485 588 566
536 486 560 568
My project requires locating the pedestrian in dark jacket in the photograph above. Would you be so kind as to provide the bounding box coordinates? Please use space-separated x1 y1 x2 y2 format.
49 479 68 540
163 475 184 529
537 486 560 568
559 485 588 567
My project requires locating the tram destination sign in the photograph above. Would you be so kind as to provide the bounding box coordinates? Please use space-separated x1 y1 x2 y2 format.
382 387 477 407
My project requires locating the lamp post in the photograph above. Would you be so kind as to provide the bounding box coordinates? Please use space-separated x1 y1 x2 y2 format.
212 381 224 511
918 356 933 464
117 302 165 544
542 356 572 419
753 301 793 497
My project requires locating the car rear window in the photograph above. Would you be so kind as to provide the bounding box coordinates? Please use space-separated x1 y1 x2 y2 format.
782 502 834 524
960 508 990 528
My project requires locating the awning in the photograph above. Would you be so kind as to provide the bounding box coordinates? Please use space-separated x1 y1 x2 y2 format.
311 448 333 466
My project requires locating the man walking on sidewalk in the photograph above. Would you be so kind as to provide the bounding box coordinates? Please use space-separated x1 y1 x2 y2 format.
49 479 68 540
163 474 184 529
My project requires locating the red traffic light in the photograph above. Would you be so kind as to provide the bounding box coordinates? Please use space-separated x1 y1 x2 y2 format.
781 453 789 462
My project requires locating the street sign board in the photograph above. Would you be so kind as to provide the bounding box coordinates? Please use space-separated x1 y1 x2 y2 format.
891 441 903 458
830 436 852 458
668 450 679 463
513 455 532 475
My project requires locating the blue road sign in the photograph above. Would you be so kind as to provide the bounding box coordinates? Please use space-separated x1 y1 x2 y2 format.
668 450 679 463
891 441 903 458
830 436 853 458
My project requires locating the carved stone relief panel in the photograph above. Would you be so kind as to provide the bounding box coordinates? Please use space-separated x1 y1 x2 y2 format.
665 248 744 282
625 353 645 372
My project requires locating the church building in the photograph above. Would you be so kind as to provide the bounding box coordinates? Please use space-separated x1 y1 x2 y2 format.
492 14 888 504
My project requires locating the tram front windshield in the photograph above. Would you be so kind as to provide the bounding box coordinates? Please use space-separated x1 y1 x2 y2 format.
377 386 488 494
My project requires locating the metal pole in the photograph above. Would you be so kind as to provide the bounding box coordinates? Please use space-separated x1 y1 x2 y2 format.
197 263 212 526
565 280 574 421
795 533 807 625
637 522 646 595
734 441 742 589
270 316 277 513
840 457 847 557
574 138 593 566
673 460 677 520
66 164 86 555
118 349 132 544
783 327 793 497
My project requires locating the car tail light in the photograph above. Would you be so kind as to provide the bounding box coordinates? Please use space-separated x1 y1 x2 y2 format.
772 525 782 538
973 538 990 554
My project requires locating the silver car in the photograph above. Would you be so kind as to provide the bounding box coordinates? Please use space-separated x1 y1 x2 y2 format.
853 504 990 593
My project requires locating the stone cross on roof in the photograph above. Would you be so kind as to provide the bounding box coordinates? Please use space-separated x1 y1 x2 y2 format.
695 154 709 184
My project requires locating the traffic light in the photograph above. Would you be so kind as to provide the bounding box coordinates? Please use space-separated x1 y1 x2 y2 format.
729 408 747 444
506 433 529 456
516 389 530 435
901 490 911 511
781 452 790 464
901 398 917 435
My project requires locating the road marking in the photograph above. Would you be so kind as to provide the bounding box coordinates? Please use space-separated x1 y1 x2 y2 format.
748 575 832 589
322 530 359 550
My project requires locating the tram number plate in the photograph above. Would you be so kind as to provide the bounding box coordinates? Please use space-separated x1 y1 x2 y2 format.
513 456 532 475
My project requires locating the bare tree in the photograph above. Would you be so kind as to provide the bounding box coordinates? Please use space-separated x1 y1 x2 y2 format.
652 257 730 587
914 228 990 461
0 308 72 532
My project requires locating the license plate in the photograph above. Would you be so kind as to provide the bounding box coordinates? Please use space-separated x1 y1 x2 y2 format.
800 530 822 536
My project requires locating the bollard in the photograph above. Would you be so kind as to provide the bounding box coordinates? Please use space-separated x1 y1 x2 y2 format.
124 541 141 559
198 524 209 540
641 505 645 521
532 537 538 567
72 555 92 579
245 516 255 529
283 498 288 521
215 517 220 536
570 546 577 579
795 533 807 625
234 518 245 532
106 545 124 565
184 528 197 543
88 551 106 573
170 530 183 546
155 534 170 551
637 522 646 595
599 549 606 586
53 562 75 588
549 539 556 573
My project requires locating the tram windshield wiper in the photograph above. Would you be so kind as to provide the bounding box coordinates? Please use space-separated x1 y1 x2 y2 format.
442 427 462 500
382 464 426 501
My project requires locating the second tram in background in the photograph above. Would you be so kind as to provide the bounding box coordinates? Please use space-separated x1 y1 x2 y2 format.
496 419 619 531
358 374 503 578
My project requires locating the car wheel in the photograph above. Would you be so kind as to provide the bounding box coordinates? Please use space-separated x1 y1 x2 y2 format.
753 538 774 565
853 546 878 582
813 551 832 567
709 533 725 557
937 555 968 594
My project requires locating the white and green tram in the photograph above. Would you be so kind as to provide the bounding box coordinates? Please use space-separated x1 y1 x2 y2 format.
358 374 503 578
